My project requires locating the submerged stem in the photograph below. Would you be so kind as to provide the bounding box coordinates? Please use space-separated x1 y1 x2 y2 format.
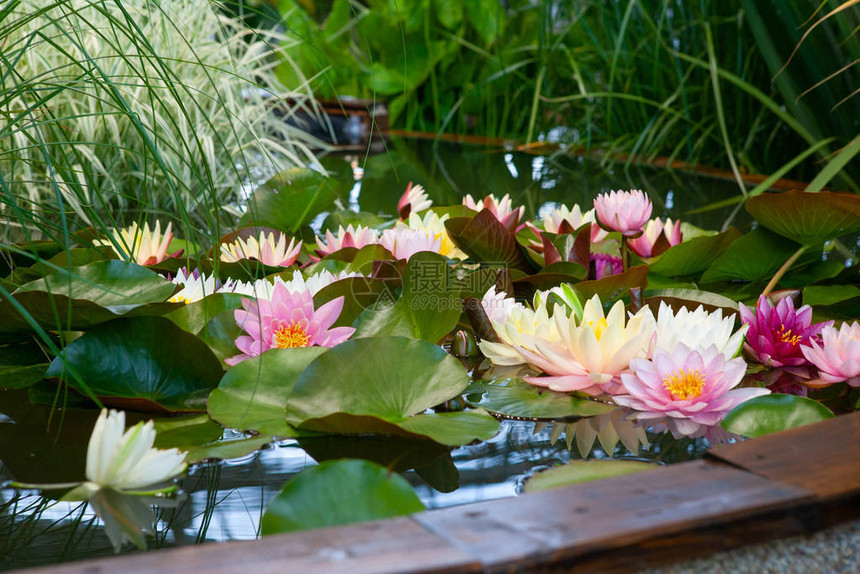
762 245 807 297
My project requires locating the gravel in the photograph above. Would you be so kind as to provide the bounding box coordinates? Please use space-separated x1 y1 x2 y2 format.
637 518 860 574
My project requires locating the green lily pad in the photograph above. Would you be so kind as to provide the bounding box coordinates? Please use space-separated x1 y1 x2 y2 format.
185 435 275 464
571 265 649 303
0 364 48 390
721 394 834 438
524 460 657 493
465 379 616 420
152 414 223 451
322 210 388 231
313 277 390 328
207 347 327 436
745 190 860 246
643 289 740 317
165 293 244 334
44 316 224 413
803 284 860 307
239 168 341 233
700 228 808 284
352 253 461 343
648 227 741 277
261 459 425 535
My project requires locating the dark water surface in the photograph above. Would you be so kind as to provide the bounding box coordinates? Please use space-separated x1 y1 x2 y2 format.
0 139 783 569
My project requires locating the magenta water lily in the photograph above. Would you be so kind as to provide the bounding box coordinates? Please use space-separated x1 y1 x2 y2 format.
739 295 831 368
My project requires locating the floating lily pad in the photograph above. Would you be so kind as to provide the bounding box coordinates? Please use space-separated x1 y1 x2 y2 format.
165 293 244 334
745 190 860 246
700 228 809 284
524 460 657 493
44 316 223 413
286 337 497 445
465 379 616 420
207 347 327 436
185 435 275 464
322 210 388 231
261 459 425 535
0 364 48 390
239 168 341 233
643 289 740 317
313 277 390 328
721 394 834 438
352 253 461 343
152 414 223 451
648 227 741 278
0 260 179 339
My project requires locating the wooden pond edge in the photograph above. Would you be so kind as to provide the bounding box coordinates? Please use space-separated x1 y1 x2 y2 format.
15 411 860 574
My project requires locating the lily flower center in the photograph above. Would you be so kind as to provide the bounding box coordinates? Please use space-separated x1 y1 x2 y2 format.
662 368 705 400
273 321 311 348
168 294 192 305
588 317 609 341
776 324 802 346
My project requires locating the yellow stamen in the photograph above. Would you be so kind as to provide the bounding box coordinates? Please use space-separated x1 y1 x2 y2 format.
662 369 705 400
273 322 310 348
168 295 192 305
588 317 609 341
776 324 802 346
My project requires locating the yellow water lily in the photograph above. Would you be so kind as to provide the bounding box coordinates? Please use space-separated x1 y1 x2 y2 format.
398 211 467 260
517 294 656 396
477 287 561 367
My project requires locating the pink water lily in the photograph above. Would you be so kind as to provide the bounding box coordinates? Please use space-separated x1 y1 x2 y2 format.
593 189 652 236
739 295 831 368
462 193 525 232
591 252 623 279
379 227 441 261
801 321 860 386
226 284 354 366
615 344 770 437
397 182 432 219
628 217 682 258
313 224 379 259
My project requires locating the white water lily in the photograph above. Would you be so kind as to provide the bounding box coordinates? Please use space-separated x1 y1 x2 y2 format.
96 221 175 265
220 230 301 267
85 409 186 493
517 295 656 396
477 287 561 367
231 269 361 300
654 301 747 360
169 267 240 304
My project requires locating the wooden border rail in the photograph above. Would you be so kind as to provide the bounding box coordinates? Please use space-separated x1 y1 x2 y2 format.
16 412 860 574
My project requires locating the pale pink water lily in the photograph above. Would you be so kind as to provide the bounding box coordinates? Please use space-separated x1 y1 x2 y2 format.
739 295 831 368
169 267 239 304
313 224 379 259
397 182 432 219
226 284 354 365
380 227 441 261
85 409 186 492
97 221 179 265
628 217 682 258
517 295 656 396
398 211 467 259
462 193 525 232
801 321 860 386
220 230 301 267
593 189 653 236
615 344 770 437
528 203 608 244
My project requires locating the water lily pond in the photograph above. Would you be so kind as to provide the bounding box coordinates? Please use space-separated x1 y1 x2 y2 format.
2 138 859 570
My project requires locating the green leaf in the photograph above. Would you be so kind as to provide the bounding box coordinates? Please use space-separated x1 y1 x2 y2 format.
465 379 616 420
721 394 834 438
572 265 648 302
394 409 500 446
165 293 244 334
434 0 463 29
643 289 740 317
44 316 224 413
239 168 341 233
648 228 741 277
322 210 387 232
261 459 425 535
0 364 48 390
700 228 804 284
287 336 470 424
803 284 860 307
745 190 860 246
185 435 275 464
152 414 223 451
524 460 657 493
464 0 503 44
313 276 390 328
207 347 327 436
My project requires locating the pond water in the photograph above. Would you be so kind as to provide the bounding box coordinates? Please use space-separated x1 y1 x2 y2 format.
0 137 825 570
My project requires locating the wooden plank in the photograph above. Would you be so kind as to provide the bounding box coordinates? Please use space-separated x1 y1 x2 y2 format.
16 517 480 574
707 411 860 501
412 459 815 572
